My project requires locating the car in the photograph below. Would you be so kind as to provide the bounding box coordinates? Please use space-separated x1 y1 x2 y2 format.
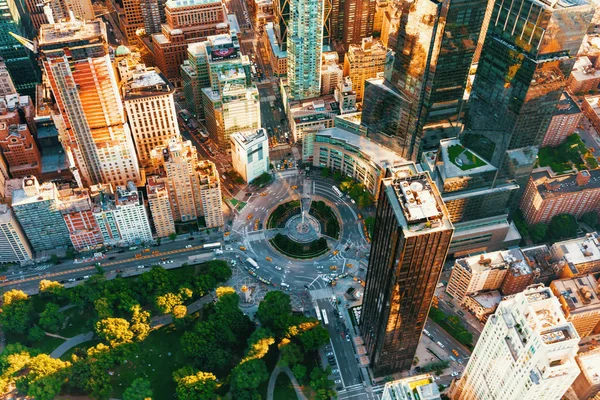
59 280 67 284
83 275 90 279
185 245 192 248
137 265 145 269
452 349 459 356
115 269 123 273
274 266 282 271
188 237 195 241
326 352 333 356
436 341 445 349
334 380 342 384
68 278 76 282
335 327 340 333
350 199 356 204
332 369 339 374
346 336 350 342
169 260 174 263
75 277 84 281
457 310 465 316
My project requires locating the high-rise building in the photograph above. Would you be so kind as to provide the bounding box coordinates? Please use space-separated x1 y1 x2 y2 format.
582 95 600 134
541 92 582 147
0 58 16 96
58 186 103 251
360 164 453 376
0 94 42 178
450 285 581 400
230 128 269 183
151 0 229 84
11 176 70 253
0 203 32 264
550 274 600 338
181 42 210 116
287 0 323 100
343 37 388 102
569 347 600 400
341 0 375 46
362 0 493 160
122 65 179 167
462 0 593 193
372 0 387 36
146 175 175 238
381 374 441 400
140 0 165 35
551 233 600 278
149 136 203 222
119 0 145 44
334 76 357 114
320 52 342 96
38 18 141 187
568 56 600 95
201 33 261 148
447 251 510 303
21 0 94 32
195 159 223 228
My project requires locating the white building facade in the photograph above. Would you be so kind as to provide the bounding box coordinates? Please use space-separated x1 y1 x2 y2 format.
0 204 32 264
230 128 269 183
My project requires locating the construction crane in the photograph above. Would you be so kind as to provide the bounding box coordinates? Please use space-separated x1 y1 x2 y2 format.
8 32 36 53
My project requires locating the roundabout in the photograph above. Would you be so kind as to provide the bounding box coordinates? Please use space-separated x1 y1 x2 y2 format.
286 212 320 243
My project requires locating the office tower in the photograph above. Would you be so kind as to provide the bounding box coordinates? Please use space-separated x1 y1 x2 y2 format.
230 128 269 183
381 374 441 400
341 0 375 46
195 159 223 228
462 0 593 190
119 0 145 44
272 0 290 51
151 0 229 83
122 65 179 167
11 176 70 253
201 33 261 148
334 76 357 114
541 92 581 147
320 52 342 96
0 0 39 96
450 285 581 400
344 37 388 102
361 0 493 160
149 136 203 222
520 170 600 225
0 58 15 96
38 18 141 187
360 164 453 376
0 94 42 178
551 233 600 278
379 0 400 49
550 275 600 338
58 187 103 251
287 0 323 100
146 175 175 237
372 0 387 35
569 347 600 400
181 42 211 116
91 182 153 246
140 0 164 35
0 203 32 263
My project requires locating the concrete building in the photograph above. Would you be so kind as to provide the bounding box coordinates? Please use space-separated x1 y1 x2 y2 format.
0 94 41 178
372 0 387 35
448 215 522 258
462 290 502 323
450 285 581 400
320 52 343 96
58 187 103 251
122 65 179 167
541 92 582 147
343 37 388 102
381 374 441 400
0 58 16 96
39 18 141 187
360 164 453 376
287 0 323 100
341 0 376 46
0 203 32 264
151 0 229 84
195 159 223 228
520 170 600 225
552 233 600 278
146 175 175 237
568 56 600 94
303 126 405 198
181 42 211 117
11 176 70 253
334 77 357 114
264 22 287 77
582 95 600 134
447 251 511 303
119 0 145 44
550 275 600 338
230 128 269 183
23 0 94 32
288 96 339 142
570 347 600 400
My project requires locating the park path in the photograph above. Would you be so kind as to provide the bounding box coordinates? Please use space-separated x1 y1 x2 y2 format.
267 363 307 400
49 332 94 358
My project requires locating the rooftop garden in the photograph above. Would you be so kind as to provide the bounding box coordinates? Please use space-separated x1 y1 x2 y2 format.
447 144 487 171
536 134 594 174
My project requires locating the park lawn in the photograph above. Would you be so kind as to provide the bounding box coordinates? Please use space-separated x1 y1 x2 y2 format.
33 335 66 355
60 307 95 338
447 144 486 170
110 324 187 399
257 345 281 399
59 339 100 361
274 372 298 400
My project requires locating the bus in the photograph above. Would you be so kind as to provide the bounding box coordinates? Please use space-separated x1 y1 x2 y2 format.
246 257 260 269
203 242 221 249
315 306 322 321
321 309 329 326
198 130 210 143
332 186 343 198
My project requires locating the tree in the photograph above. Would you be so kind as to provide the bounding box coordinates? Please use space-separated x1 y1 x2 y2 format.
309 367 336 400
173 305 187 319
155 292 183 314
136 266 175 299
297 325 330 351
95 318 134 347
549 214 578 240
321 167 331 178
193 274 217 297
292 364 307 384
3 289 28 305
38 280 66 302
38 303 65 333
208 260 232 282
175 371 218 400
580 211 599 228
215 286 236 298
28 326 45 342
231 359 269 393
130 305 151 342
0 290 34 334
16 354 70 400
123 378 153 400
358 193 374 208
256 291 292 336
280 342 303 366
49 254 60 265
169 233 178 242
94 297 113 319
529 223 548 243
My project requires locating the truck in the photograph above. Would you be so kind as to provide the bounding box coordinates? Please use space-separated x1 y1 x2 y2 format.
246 257 259 269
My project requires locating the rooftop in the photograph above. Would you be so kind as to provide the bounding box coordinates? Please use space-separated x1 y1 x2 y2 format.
576 347 600 386
469 290 502 309
230 128 268 148
315 127 406 172
290 95 340 123
146 176 169 196
584 94 600 115
165 0 222 8
39 19 105 46
551 274 600 314
530 169 600 200
12 178 57 207
439 138 496 178
382 374 441 400
552 232 600 266
553 91 581 116
570 56 600 83
123 68 173 99
265 22 286 58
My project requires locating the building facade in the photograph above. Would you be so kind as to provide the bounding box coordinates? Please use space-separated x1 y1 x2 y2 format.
551 233 600 278
582 95 600 134
0 58 16 96
541 92 582 148
341 0 375 46
119 0 145 44
343 37 387 102
320 52 342 96
450 286 581 400
146 175 175 238
570 347 600 400
0 203 32 263
58 187 103 251
550 274 600 338
447 251 510 303
568 56 600 94
230 128 269 183
195 159 223 228
360 164 453 376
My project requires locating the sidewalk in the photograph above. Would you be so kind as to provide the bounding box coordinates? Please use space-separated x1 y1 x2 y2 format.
266 363 308 400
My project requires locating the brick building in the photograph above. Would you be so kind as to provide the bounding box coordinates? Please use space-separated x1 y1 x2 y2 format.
541 92 582 147
550 274 600 338
568 56 600 94
58 186 103 251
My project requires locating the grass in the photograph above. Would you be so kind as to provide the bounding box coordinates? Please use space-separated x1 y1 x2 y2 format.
230 199 248 212
59 307 95 337
110 324 187 399
274 372 298 400
537 133 587 173
258 345 281 399
447 144 486 170
270 235 329 259
33 335 66 355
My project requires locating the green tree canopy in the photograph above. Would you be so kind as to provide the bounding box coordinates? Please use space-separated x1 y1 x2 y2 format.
123 377 153 400
175 371 218 400
0 290 34 334
38 303 65 333
529 223 548 243
208 260 232 282
549 214 578 240
280 342 304 366
256 291 292 336
580 211 599 228
231 359 269 393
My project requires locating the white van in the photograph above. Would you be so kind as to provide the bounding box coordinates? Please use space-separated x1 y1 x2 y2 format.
280 282 290 288
423 329 431 337
436 341 445 349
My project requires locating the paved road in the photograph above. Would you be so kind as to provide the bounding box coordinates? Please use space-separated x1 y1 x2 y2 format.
425 319 471 361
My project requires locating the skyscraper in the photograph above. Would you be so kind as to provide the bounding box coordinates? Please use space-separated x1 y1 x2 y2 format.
343 37 388 101
360 163 453 376
287 0 323 100
361 0 493 160
38 18 141 187
341 0 375 46
0 203 32 263
450 285 581 400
